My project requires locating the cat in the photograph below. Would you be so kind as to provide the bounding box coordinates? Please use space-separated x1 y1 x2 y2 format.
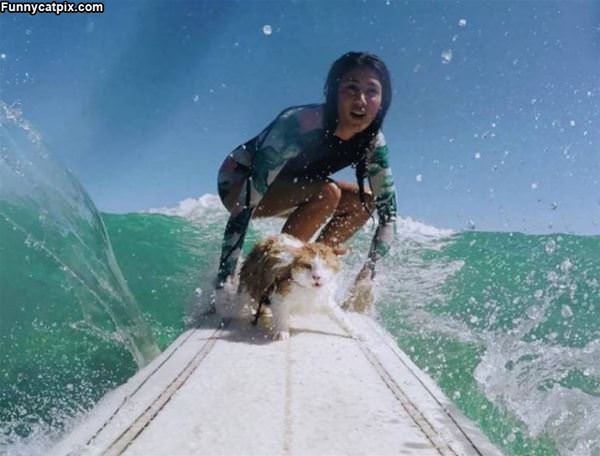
222 234 345 339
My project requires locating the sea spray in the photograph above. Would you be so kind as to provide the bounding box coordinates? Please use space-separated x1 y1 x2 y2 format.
102 211 218 345
0 102 159 449
379 230 600 455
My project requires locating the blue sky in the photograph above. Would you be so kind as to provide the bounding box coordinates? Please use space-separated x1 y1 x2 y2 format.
1 0 599 234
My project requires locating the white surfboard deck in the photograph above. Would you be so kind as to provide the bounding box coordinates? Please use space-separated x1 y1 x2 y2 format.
51 312 503 456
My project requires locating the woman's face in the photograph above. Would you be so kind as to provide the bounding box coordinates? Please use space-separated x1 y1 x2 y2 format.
336 67 383 139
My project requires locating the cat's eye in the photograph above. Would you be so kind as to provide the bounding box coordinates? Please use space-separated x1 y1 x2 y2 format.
302 263 312 270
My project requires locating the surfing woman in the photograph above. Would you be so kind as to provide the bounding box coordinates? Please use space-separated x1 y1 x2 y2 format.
215 51 397 308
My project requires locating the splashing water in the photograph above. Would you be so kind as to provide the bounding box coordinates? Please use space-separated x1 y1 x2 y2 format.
378 230 600 455
0 102 159 450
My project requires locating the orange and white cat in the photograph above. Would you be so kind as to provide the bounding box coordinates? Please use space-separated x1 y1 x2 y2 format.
216 234 345 339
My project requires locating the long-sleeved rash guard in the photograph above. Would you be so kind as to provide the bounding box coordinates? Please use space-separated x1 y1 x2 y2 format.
216 104 397 286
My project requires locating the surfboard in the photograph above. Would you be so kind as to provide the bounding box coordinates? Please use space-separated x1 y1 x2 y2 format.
51 312 504 455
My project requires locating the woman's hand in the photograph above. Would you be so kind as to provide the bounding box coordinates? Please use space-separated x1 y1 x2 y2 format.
341 261 375 314
355 260 375 281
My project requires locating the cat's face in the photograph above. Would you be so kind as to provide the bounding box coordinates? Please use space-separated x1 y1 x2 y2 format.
289 243 341 289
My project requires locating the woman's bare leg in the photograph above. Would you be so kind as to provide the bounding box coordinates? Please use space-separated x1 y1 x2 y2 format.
254 179 341 242
316 181 374 246
254 179 373 246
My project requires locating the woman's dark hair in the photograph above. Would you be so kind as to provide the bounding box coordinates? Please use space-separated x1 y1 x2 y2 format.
323 52 393 205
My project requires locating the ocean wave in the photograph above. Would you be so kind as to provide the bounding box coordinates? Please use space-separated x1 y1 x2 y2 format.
145 194 223 221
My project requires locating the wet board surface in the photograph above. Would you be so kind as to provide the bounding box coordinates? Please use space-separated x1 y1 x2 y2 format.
51 312 504 456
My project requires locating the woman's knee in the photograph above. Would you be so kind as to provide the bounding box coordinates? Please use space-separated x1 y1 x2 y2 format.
317 181 342 208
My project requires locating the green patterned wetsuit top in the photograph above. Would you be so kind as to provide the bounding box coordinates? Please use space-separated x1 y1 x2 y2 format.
216 104 397 286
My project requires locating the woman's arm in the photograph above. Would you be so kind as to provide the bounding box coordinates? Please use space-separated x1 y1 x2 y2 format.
216 109 303 286
366 132 397 275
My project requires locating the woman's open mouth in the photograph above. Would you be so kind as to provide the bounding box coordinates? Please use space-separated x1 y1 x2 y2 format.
350 111 366 120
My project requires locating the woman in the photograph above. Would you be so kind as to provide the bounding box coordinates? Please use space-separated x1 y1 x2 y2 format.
216 52 397 303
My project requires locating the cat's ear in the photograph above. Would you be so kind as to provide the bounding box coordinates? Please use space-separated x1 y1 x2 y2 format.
275 250 296 267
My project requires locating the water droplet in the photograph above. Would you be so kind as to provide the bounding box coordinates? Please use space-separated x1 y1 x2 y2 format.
560 258 573 273
441 49 453 64
458 18 467 27
544 239 556 254
527 305 542 319
262 24 273 36
416 174 423 182
560 305 573 318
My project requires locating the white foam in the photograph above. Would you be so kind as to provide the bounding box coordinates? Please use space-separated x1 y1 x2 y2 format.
394 216 454 244
475 335 600 455
145 194 224 221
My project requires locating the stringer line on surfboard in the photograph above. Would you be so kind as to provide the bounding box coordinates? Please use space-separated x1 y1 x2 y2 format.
102 322 227 456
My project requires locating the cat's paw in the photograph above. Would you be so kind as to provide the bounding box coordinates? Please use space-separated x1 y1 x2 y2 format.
273 330 290 340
